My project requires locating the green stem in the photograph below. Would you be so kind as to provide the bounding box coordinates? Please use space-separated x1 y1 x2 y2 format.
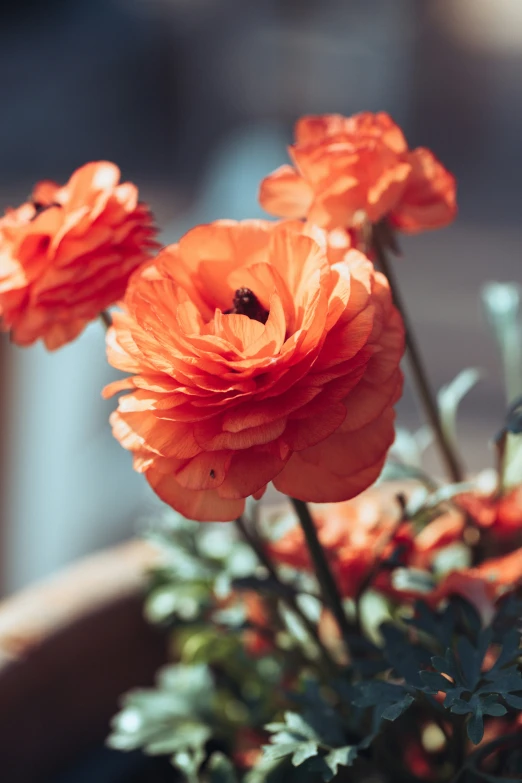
234 516 337 675
290 498 353 652
372 225 464 484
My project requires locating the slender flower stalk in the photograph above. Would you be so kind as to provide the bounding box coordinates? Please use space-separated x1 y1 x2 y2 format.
290 498 353 652
372 222 464 483
234 516 338 675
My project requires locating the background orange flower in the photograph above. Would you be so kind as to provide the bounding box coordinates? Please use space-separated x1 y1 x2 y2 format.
268 488 465 599
457 486 522 543
0 161 157 349
259 112 456 235
104 219 404 522
429 548 522 621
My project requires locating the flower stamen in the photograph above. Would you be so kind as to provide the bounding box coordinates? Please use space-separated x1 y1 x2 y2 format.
227 287 269 324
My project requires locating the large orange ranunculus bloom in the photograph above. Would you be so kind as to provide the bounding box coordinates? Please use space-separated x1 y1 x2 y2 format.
103 219 404 522
259 112 456 234
0 162 157 349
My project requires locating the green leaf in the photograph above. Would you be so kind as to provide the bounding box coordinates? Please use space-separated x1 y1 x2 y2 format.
420 671 451 693
457 635 482 689
284 712 319 740
380 694 415 721
481 703 507 717
323 746 358 779
173 745 206 783
482 282 522 404
263 743 304 762
438 368 482 448
291 741 319 766
467 710 484 744
207 753 239 783
145 582 210 624
505 693 522 709
107 663 215 766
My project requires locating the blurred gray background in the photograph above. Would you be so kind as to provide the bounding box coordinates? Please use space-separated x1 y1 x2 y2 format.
0 0 521 593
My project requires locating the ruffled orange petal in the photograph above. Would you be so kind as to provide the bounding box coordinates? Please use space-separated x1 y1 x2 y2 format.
390 148 457 233
147 467 245 522
259 165 314 219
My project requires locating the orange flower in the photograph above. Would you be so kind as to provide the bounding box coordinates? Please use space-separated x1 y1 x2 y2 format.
242 592 274 657
409 509 465 570
104 219 404 522
0 162 157 349
429 548 522 621
233 727 266 769
259 112 456 234
457 486 522 542
219 590 275 657
269 488 414 598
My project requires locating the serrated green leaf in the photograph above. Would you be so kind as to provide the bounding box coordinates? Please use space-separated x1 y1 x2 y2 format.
481 702 507 717
450 699 474 715
146 723 211 755
291 741 319 766
354 681 412 707
431 653 459 682
380 694 415 721
457 635 482 689
505 693 522 709
323 746 358 777
262 742 303 761
420 671 452 693
467 710 485 744
286 712 319 740
380 623 431 687
481 672 522 694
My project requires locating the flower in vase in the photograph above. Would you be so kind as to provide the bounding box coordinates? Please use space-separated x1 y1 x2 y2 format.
259 112 456 235
104 219 404 521
0 162 157 349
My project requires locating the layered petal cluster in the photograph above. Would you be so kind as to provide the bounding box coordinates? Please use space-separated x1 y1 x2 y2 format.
259 112 456 234
457 486 522 546
0 162 157 349
430 548 522 622
267 481 522 615
268 488 465 598
104 219 404 522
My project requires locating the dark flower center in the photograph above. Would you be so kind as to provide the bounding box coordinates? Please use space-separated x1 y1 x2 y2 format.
226 287 269 324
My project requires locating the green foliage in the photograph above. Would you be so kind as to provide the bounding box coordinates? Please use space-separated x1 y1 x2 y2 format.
145 514 257 627
108 663 214 781
421 627 522 744
351 598 522 749
109 509 522 782
262 710 359 782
